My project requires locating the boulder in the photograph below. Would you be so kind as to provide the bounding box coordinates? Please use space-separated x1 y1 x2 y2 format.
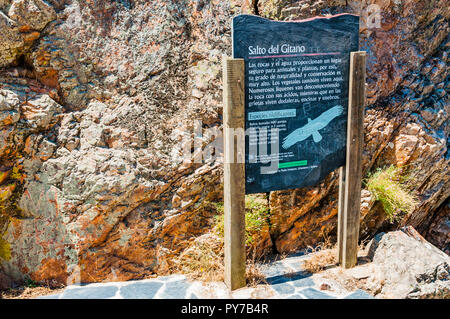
367 226 450 299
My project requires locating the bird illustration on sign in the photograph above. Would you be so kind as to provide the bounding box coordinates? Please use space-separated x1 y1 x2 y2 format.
282 105 344 149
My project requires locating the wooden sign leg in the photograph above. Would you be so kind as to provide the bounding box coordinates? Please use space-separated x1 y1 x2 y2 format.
338 51 366 269
222 56 246 290
337 166 346 264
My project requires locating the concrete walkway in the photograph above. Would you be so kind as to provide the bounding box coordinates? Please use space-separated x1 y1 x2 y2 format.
37 253 374 299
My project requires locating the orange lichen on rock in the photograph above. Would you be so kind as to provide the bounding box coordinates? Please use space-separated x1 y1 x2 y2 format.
0 171 10 185
30 258 68 287
38 69 59 89
23 31 40 45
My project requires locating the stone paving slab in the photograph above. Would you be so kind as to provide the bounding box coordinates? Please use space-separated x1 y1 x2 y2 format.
36 294 62 299
300 288 336 299
120 281 164 299
36 253 375 299
344 289 375 299
61 285 118 299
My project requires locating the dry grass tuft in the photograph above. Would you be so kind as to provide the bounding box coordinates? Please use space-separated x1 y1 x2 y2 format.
1 286 64 299
302 239 337 274
171 232 266 286
302 238 372 274
366 165 419 222
171 232 225 282
245 249 267 287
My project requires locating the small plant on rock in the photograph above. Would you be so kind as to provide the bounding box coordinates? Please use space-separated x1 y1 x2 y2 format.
213 195 270 248
366 165 419 222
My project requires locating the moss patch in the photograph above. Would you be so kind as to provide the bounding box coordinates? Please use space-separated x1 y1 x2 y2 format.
10 166 22 180
0 236 11 261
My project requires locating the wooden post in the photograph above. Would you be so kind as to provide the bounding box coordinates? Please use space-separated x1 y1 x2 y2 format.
222 56 246 290
337 51 366 268
337 166 346 264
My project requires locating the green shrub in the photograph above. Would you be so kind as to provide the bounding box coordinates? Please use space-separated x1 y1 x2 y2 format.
24 277 38 288
213 195 269 246
366 165 419 222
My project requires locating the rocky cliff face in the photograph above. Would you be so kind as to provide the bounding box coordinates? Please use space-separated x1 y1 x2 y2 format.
0 0 448 286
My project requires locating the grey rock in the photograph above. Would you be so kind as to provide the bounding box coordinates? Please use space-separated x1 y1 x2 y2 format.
8 0 56 30
25 94 62 130
0 89 20 112
367 226 450 299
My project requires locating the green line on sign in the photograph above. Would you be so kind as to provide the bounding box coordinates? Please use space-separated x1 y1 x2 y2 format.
278 160 308 169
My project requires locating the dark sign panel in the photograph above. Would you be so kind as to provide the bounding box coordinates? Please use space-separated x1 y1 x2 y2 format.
232 14 359 194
